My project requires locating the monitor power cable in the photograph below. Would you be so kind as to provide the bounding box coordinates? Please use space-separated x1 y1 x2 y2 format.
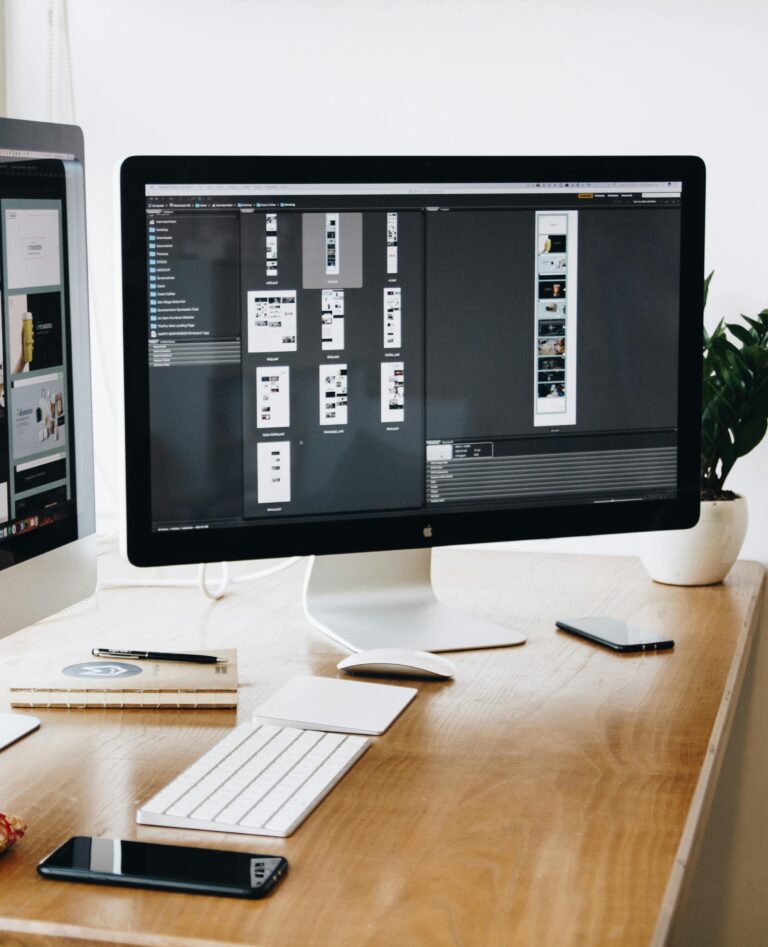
97 558 304 601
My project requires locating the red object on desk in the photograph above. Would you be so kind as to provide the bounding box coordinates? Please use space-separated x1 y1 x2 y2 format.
0 812 26 854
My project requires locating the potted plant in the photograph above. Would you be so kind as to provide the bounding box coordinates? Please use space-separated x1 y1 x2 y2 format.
640 274 768 585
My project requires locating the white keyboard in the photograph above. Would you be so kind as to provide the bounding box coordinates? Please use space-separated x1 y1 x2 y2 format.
137 722 371 838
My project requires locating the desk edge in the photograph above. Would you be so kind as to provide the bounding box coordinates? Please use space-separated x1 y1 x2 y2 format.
650 563 767 947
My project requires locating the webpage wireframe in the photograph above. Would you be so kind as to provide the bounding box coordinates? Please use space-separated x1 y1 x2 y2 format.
534 210 577 426
248 291 297 353
386 212 398 274
325 213 339 275
321 290 344 350
381 362 404 423
256 366 290 429
320 364 348 425
265 213 278 277
383 287 402 348
257 441 290 504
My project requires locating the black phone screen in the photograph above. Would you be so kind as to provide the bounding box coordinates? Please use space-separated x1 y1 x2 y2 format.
39 836 287 898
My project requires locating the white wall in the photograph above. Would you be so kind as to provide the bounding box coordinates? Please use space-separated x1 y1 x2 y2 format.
5 0 768 562
3 7 767 941
0 2 5 115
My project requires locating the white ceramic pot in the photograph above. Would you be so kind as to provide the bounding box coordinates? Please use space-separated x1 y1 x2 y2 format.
638 496 748 586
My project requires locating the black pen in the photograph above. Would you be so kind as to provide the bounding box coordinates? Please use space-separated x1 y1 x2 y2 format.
91 648 224 664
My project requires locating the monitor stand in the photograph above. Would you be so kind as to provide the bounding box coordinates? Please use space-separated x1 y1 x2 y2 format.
303 549 526 653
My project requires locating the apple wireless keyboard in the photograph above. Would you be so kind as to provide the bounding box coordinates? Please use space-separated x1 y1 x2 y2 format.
137 722 370 837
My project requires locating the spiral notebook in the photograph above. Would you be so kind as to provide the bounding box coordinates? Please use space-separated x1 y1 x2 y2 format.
9 650 238 709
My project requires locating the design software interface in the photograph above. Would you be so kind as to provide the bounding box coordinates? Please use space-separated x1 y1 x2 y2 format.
0 155 80 567
143 181 682 532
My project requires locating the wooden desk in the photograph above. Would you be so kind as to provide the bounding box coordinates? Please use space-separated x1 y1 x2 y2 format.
0 549 763 947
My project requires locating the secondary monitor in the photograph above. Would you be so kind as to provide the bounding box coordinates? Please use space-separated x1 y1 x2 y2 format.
0 118 95 642
120 156 704 651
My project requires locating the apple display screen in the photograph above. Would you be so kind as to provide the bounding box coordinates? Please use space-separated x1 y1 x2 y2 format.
120 157 704 566
0 153 91 572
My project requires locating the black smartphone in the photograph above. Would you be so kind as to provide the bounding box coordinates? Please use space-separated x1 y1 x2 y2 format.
38 836 288 898
556 616 674 653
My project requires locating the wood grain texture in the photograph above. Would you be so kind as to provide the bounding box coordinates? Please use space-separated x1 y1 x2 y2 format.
0 548 763 947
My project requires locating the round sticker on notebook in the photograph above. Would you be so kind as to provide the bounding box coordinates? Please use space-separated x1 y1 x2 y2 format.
62 661 142 678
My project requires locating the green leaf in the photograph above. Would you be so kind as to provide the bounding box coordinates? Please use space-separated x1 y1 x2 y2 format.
728 323 756 347
733 416 768 459
718 436 737 488
747 377 768 416
705 383 739 419
709 332 736 356
710 318 727 340
722 354 749 390
700 291 768 491
744 316 764 334
703 271 714 308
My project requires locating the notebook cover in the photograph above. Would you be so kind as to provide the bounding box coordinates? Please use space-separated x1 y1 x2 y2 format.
9 649 238 709
252 674 417 735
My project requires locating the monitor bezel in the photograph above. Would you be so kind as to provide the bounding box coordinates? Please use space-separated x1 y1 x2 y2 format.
121 155 704 567
0 118 96 637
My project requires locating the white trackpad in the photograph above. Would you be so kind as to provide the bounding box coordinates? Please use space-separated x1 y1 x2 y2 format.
253 674 416 736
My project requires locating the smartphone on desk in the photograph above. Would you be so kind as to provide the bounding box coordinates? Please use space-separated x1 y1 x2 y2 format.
556 616 674 653
38 836 288 898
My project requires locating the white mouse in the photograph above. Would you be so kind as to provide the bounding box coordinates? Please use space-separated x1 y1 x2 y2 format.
337 648 456 680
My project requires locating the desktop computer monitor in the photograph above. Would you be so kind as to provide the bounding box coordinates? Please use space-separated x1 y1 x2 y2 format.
120 156 704 652
0 118 95 641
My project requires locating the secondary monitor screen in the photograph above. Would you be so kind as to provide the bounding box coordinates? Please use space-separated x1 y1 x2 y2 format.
121 158 703 564
0 154 90 571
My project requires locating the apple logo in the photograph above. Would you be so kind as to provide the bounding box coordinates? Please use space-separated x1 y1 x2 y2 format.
423 525 433 539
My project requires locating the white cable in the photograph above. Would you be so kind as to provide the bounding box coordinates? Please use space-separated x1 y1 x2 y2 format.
198 562 230 600
98 557 304 598
229 557 303 584
98 575 199 590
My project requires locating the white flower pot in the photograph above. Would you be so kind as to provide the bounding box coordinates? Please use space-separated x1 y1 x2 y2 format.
638 496 748 586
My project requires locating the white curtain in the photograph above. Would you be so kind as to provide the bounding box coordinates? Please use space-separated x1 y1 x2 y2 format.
6 0 120 535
